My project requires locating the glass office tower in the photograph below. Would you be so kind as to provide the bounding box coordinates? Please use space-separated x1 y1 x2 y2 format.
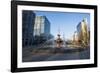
34 16 50 40
77 18 89 46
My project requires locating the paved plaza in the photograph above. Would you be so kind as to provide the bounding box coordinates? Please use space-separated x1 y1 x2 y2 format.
22 45 90 62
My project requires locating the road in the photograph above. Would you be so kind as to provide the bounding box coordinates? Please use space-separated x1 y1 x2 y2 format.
22 46 90 62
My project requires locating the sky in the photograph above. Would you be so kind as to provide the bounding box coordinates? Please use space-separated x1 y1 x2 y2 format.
34 11 90 40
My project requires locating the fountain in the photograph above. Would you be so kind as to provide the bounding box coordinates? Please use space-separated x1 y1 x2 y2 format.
55 34 63 48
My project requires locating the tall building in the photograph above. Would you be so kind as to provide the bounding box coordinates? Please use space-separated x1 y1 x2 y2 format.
77 18 89 46
73 31 79 44
22 10 36 47
34 16 50 40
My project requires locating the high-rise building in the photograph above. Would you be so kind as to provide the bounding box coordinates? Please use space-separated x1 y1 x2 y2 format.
22 10 36 47
34 16 50 40
77 18 89 46
73 31 79 44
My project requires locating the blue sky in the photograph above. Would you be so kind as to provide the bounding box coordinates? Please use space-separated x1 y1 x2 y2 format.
34 11 90 40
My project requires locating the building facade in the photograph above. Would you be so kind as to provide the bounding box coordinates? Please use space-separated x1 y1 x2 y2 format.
73 31 79 45
77 18 89 46
34 16 50 41
22 10 36 47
